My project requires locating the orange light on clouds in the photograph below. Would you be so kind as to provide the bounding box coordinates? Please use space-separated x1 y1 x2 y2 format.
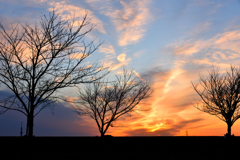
2 0 240 137
105 61 240 136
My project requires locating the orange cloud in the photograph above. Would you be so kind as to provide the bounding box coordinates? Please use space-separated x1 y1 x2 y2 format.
104 66 185 135
110 0 152 46
49 1 106 34
168 40 205 55
99 44 116 55
86 0 153 46
112 58 132 71
70 53 89 59
102 52 132 71
132 70 142 80
106 57 240 136
164 28 240 96
213 30 240 53
117 53 126 62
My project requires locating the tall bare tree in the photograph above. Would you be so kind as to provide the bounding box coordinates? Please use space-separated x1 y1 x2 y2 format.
192 66 240 137
0 11 107 137
72 69 152 137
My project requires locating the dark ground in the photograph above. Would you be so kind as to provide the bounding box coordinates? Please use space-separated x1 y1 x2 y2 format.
1 136 240 160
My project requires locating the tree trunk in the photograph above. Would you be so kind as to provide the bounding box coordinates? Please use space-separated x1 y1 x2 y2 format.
227 123 232 137
100 131 105 137
26 114 34 137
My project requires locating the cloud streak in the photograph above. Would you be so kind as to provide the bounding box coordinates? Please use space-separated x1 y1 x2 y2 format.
102 52 132 71
86 0 153 46
108 0 152 46
99 44 116 56
49 1 106 34
168 29 240 59
125 118 204 136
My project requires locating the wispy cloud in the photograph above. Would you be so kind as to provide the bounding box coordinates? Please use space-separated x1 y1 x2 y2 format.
85 0 153 46
24 0 48 4
49 1 106 34
109 0 152 46
101 54 131 71
117 53 126 62
98 44 133 71
192 0 215 6
132 70 142 80
124 118 204 136
190 22 211 35
99 44 116 55
168 29 240 63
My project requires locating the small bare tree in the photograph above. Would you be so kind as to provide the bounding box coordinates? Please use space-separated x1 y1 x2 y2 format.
0 10 107 137
72 69 152 137
192 66 240 137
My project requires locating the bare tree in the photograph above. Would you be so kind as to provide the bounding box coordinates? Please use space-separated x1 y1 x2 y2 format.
0 10 107 137
192 66 240 137
72 69 152 137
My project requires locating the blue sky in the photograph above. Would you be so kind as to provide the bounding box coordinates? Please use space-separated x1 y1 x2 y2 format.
1 0 240 136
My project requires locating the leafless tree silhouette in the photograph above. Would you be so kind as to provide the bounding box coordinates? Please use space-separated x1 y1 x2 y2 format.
0 10 107 137
72 69 152 137
192 66 240 137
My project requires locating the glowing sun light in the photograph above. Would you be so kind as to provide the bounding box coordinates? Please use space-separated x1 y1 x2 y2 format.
150 123 164 132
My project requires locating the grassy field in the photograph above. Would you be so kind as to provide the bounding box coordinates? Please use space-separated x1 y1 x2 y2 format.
1 136 239 159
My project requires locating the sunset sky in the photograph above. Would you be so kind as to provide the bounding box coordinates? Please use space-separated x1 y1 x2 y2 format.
1 0 240 136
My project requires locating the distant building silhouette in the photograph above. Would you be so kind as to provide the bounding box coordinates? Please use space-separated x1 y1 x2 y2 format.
186 130 188 136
